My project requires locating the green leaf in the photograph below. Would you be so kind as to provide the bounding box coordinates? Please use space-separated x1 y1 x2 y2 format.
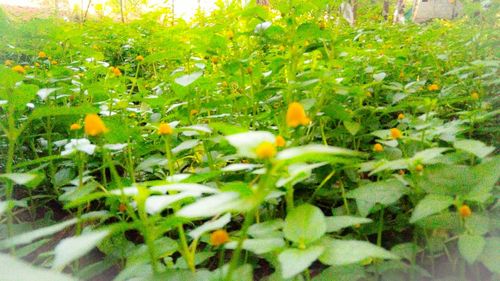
0 173 44 188
325 216 372 232
478 237 500 273
278 246 324 279
348 179 406 216
283 204 326 245
415 164 474 196
454 139 495 158
313 264 366 281
225 238 285 255
409 194 454 223
458 234 485 264
319 238 399 266
0 211 108 249
344 121 361 136
0 253 77 281
53 230 111 268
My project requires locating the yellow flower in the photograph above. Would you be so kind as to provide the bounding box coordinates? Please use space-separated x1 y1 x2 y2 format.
373 143 384 152
158 123 173 135
471 92 479 100
390 128 402 139
23 65 30 71
35 62 40 67
210 229 229 246
84 114 108 136
110 67 122 76
38 51 47 58
415 164 424 172
428 84 439 91
397 113 405 120
255 141 276 159
459 205 471 218
275 136 286 147
51 60 58 65
135 55 144 61
70 123 81 130
365 92 372 98
226 30 234 40
12 65 25 74
286 102 311 128
4 60 13 66
278 45 285 52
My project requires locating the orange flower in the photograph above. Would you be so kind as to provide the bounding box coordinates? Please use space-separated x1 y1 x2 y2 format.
70 123 81 130
373 143 384 152
390 128 402 139
111 67 122 76
471 92 479 100
459 205 471 218
210 229 229 246
135 55 144 61
12 65 25 74
275 136 286 147
255 142 276 159
38 51 47 58
397 113 405 120
84 114 108 136
286 102 311 128
4 60 13 66
428 84 439 91
158 123 173 135
190 109 199 116
51 60 58 65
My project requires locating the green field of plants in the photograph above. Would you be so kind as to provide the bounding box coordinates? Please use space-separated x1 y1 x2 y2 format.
0 1 498 280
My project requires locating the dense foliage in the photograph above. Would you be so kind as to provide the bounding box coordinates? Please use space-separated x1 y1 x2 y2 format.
0 1 498 280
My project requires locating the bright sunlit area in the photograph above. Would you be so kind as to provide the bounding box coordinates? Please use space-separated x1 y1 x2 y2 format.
0 0 498 281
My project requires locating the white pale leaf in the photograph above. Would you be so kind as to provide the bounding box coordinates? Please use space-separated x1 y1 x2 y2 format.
0 173 36 185
182 124 212 134
277 144 361 160
225 238 285 255
226 131 275 158
53 230 110 268
276 162 327 187
37 88 59 100
221 163 262 172
0 253 77 281
145 192 201 214
278 246 324 279
0 201 7 217
172 140 200 154
103 143 128 151
189 213 232 239
177 192 241 218
373 72 386 82
166 102 187 113
150 183 219 194
174 72 203 87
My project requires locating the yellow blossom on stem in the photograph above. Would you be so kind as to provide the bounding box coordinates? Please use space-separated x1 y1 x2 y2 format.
84 114 108 136
471 92 479 100
428 84 439 91
397 113 405 120
459 205 471 218
4 60 14 66
190 109 199 116
286 102 311 128
256 142 276 159
415 164 424 172
38 51 47 58
210 229 229 246
390 128 402 139
275 136 286 147
12 65 25 74
51 60 58 65
135 55 144 61
70 123 81 130
158 123 173 135
226 30 234 40
373 143 384 152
